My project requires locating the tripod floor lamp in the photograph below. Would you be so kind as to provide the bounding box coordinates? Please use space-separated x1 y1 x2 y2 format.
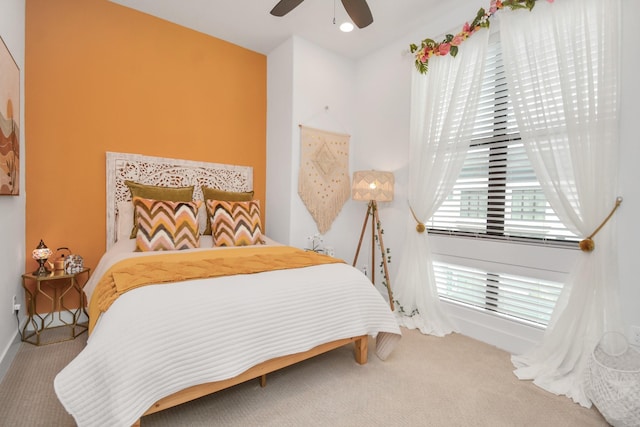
352 170 395 311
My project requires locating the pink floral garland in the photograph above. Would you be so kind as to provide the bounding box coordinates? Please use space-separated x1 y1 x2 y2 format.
410 0 554 74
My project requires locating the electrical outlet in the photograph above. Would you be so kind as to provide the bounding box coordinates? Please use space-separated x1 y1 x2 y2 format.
630 326 640 347
325 246 335 257
12 295 20 313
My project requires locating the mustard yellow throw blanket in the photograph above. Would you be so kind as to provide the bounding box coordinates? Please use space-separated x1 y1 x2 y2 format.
88 246 342 333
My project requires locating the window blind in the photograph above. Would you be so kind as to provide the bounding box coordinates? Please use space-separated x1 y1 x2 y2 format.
427 35 579 245
434 261 563 326
428 34 578 328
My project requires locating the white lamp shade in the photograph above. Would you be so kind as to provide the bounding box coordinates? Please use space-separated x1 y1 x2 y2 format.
352 170 394 202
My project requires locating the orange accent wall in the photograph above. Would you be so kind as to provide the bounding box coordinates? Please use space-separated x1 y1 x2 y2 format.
25 0 266 277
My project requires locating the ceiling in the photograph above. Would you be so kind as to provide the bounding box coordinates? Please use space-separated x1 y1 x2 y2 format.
108 0 459 60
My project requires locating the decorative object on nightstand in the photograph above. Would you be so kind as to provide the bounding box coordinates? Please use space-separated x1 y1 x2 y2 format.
64 253 84 274
352 170 394 310
47 247 70 272
31 239 53 276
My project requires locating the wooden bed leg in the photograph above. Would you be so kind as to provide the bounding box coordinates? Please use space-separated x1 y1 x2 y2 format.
131 419 141 427
354 336 368 365
259 374 267 387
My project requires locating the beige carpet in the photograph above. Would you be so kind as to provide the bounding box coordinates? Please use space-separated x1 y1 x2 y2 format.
0 327 608 426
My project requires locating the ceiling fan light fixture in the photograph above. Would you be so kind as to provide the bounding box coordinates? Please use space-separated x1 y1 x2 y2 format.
271 0 373 29
339 22 354 32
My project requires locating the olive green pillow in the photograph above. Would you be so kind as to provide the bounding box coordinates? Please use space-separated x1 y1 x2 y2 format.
202 186 254 235
125 180 195 238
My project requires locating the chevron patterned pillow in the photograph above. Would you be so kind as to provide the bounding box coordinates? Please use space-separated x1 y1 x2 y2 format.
201 187 255 235
133 197 202 251
125 181 194 239
206 199 263 247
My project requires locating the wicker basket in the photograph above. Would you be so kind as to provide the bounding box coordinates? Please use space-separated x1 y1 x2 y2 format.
585 332 640 427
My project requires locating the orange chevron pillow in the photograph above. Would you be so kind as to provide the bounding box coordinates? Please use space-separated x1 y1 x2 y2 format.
201 187 254 235
133 197 201 252
206 199 263 247
125 181 194 239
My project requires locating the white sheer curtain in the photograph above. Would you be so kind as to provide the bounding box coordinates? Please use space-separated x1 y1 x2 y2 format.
394 30 490 336
500 0 622 407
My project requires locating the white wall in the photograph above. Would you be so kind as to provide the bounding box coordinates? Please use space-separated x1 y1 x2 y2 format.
0 0 26 381
617 0 640 348
267 0 640 355
267 36 365 266
266 34 414 299
266 38 295 244
351 24 413 300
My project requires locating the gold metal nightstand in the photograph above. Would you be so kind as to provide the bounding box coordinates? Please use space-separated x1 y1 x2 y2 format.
21 268 91 346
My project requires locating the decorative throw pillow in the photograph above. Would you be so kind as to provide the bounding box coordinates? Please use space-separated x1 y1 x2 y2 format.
206 199 263 247
125 181 194 238
133 197 201 251
201 187 254 235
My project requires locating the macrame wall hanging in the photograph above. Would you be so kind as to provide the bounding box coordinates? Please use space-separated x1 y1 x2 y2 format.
298 125 350 234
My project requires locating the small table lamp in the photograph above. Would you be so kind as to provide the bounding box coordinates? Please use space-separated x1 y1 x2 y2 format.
32 239 53 276
352 170 394 310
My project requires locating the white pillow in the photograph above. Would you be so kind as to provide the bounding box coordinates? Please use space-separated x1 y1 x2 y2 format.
197 203 207 236
116 201 134 242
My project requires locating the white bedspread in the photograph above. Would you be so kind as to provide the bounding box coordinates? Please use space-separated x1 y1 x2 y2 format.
54 241 401 427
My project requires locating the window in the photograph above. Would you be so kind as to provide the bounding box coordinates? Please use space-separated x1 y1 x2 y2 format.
428 34 577 327
427 35 579 245
433 261 563 326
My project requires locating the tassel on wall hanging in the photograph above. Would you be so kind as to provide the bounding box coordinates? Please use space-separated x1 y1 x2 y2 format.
298 125 350 234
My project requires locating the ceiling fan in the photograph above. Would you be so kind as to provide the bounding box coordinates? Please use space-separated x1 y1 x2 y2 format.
270 0 374 29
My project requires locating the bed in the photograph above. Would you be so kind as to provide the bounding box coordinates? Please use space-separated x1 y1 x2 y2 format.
53 152 401 426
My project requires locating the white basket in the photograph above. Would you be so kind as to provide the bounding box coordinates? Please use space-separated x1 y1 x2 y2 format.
585 332 640 427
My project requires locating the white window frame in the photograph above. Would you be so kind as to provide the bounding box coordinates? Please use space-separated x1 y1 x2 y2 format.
427 34 579 248
428 33 579 328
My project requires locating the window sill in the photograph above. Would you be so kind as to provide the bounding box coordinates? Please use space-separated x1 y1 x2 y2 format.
429 233 578 282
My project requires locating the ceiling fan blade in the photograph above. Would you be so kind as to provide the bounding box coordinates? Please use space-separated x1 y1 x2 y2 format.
270 0 305 17
341 0 373 28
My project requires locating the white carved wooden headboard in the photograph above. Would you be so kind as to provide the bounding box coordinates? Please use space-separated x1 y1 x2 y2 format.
106 152 253 250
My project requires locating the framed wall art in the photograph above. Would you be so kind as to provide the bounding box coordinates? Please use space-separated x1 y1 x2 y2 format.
0 35 20 195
